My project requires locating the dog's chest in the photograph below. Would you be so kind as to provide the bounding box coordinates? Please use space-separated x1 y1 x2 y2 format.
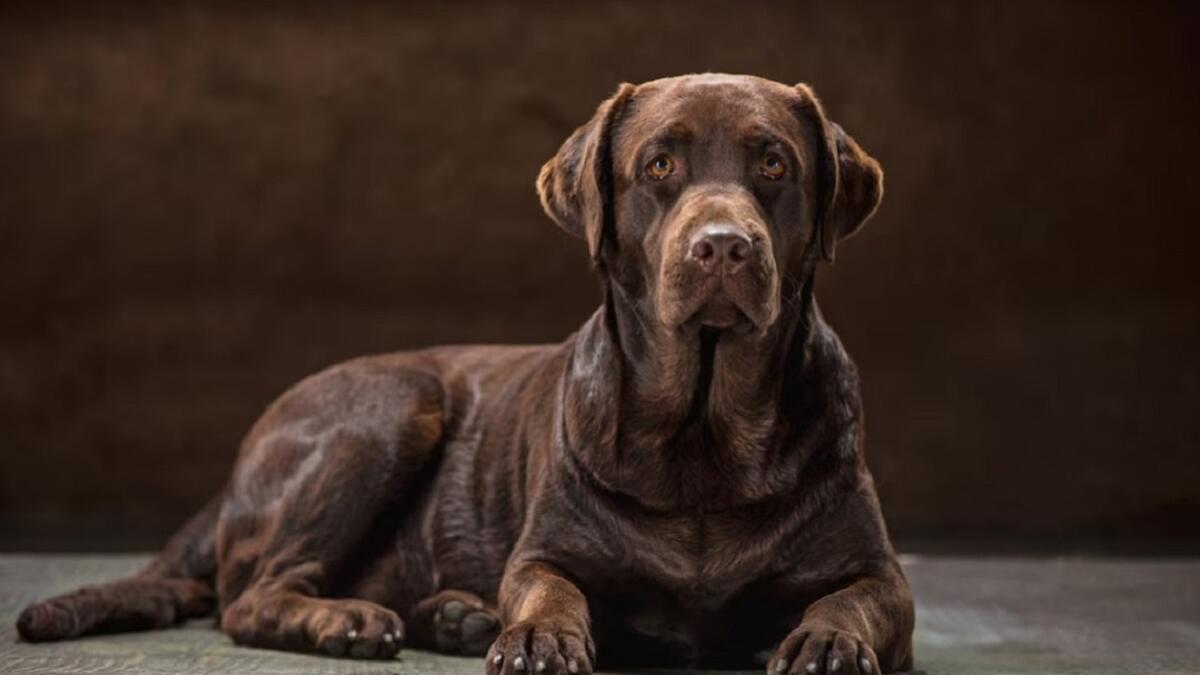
577 508 780 652
551 479 812 663
586 518 782 665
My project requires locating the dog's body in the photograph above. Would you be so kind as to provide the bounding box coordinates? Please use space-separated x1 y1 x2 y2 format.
17 74 914 675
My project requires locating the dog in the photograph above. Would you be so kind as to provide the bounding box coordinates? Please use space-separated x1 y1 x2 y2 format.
17 73 914 675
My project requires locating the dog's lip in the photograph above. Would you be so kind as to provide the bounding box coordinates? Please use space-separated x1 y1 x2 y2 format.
695 303 746 328
662 277 776 334
687 296 756 332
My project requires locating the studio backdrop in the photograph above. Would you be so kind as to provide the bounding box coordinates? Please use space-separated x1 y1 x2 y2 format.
1 1 1197 551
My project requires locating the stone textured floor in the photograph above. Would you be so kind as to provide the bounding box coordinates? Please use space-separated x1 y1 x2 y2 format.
1 555 1197 675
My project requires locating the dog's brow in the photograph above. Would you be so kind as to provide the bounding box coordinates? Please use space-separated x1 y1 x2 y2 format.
740 127 785 149
648 122 694 147
741 128 804 171
625 123 695 174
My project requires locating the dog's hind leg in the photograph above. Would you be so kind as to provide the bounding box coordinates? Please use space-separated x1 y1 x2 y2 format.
216 362 446 659
16 495 220 642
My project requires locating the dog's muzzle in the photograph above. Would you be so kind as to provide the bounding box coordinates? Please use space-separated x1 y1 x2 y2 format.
656 192 780 332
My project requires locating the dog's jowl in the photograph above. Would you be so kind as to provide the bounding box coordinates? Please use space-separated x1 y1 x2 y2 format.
17 74 914 675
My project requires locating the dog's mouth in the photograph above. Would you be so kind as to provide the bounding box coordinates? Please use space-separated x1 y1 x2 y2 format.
671 278 773 335
691 295 754 333
657 254 781 335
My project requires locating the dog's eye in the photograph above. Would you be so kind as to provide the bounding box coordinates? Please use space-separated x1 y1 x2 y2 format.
646 154 675 180
759 153 787 180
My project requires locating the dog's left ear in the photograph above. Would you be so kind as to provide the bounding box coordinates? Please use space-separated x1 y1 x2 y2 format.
794 84 884 263
537 83 636 262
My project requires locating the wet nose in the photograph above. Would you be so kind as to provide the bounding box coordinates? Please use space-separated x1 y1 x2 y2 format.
689 223 753 274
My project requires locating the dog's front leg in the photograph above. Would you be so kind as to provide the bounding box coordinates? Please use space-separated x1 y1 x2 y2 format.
769 565 914 675
485 560 594 675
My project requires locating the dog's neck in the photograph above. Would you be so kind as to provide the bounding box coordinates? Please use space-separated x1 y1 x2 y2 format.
561 273 833 512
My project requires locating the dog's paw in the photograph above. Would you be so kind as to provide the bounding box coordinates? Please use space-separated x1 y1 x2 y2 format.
768 625 879 675
413 590 501 656
309 599 405 659
485 620 593 675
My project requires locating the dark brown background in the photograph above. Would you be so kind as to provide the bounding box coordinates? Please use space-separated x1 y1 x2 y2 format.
2 1 1198 552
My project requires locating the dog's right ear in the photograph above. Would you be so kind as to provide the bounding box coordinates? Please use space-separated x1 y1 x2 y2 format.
537 83 636 262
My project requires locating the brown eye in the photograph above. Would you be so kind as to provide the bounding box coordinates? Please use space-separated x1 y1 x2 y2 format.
759 153 787 180
646 154 675 180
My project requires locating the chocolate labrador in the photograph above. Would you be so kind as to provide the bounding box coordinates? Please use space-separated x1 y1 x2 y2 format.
17 74 914 674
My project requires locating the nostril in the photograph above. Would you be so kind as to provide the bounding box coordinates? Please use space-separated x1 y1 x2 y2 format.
691 238 716 262
728 238 749 264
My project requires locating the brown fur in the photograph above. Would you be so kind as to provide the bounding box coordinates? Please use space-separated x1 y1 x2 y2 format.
17 74 914 675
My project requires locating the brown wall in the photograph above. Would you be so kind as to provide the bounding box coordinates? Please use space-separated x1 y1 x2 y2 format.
2 1 1198 551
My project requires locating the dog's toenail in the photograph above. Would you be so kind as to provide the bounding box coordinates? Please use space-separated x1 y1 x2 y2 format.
860 658 873 673
805 662 817 673
535 660 546 672
346 629 358 640
383 633 394 643
829 658 840 671
395 627 404 640
567 659 579 673
494 654 504 665
514 656 526 670
775 660 788 673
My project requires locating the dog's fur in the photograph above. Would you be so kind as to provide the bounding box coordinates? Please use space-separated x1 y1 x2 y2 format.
17 74 914 675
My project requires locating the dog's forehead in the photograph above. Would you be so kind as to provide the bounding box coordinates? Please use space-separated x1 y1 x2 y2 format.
617 75 802 153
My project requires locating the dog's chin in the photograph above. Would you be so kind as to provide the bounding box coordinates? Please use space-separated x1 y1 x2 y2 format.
694 300 748 330
660 283 780 337
679 296 765 336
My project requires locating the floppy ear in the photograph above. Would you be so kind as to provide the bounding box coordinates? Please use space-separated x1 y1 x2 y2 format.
794 84 884 262
537 83 635 261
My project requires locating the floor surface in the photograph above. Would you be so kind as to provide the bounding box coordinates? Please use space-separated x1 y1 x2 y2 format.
1 555 1197 675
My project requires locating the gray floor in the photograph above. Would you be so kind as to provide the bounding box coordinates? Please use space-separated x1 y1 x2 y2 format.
1 555 1197 675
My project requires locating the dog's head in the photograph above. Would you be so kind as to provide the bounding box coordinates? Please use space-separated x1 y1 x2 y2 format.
539 74 882 335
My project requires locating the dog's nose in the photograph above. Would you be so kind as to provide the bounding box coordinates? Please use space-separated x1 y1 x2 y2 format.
689 223 753 274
